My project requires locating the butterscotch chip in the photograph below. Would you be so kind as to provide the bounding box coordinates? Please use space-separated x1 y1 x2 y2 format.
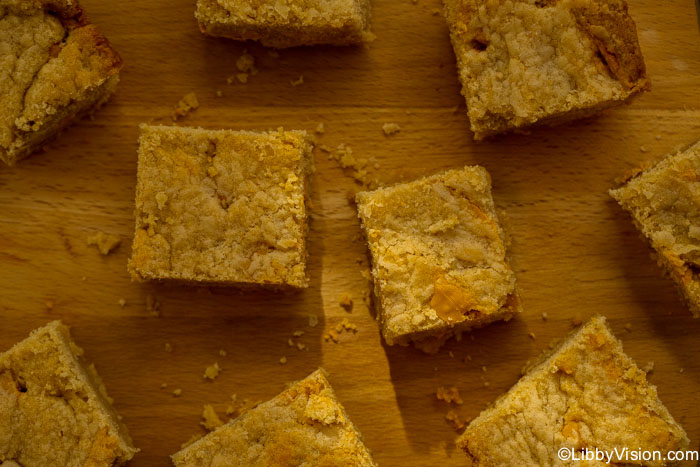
0 321 138 465
443 0 649 140
457 316 688 465
0 0 122 165
611 141 700 317
195 0 373 48
356 167 520 352
127 125 313 288
171 369 377 466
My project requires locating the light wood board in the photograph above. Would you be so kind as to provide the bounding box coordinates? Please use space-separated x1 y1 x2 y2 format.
2 0 700 465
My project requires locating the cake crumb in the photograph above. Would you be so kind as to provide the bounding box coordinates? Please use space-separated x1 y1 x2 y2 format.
118 298 126 307
201 404 224 431
204 363 221 380
483 381 490 387
431 8 441 15
624 323 633 332
382 123 401 136
679 368 685 374
279 356 287 364
528 332 536 340
436 386 463 405
655 134 662 141
45 300 55 310
172 93 199 121
315 122 325 134
481 366 487 372
296 342 307 351
215 90 223 97
339 293 353 311
287 338 295 347
643 361 655 374
180 433 203 449
292 330 304 337
640 146 648 153
164 342 173 353
324 329 340 343
87 231 121 255
236 51 256 73
445 409 466 431
160 383 168 389
449 351 455 359
541 312 548 321
146 294 160 317
328 143 378 188
219 349 227 357
290 75 304 86
173 388 182 397
308 314 319 328
236 73 248 84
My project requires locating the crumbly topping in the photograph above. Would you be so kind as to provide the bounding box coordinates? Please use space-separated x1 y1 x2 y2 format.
195 0 372 48
356 167 519 350
611 141 700 317
0 321 137 466
86 231 121 255
201 404 224 431
457 316 689 465
172 370 376 466
444 0 649 139
128 125 313 288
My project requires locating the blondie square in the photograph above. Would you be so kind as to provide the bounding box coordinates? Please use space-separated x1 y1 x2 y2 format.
195 0 372 48
610 141 700 317
443 0 649 140
171 369 377 466
457 316 688 466
0 0 122 165
128 125 313 288
0 321 137 467
355 167 520 353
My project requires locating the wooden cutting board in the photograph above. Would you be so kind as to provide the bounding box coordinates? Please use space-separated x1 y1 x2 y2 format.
2 0 700 465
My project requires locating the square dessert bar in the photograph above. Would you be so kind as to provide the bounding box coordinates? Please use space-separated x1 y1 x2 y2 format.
443 0 649 140
128 125 313 288
457 316 688 466
0 0 122 165
171 369 377 466
0 321 137 467
611 141 700 317
195 0 372 48
355 166 520 353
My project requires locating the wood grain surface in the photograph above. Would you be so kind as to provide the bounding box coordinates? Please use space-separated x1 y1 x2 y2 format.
2 0 700 465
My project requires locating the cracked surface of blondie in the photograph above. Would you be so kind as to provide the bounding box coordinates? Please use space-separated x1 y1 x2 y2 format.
195 0 372 48
0 0 122 165
171 369 377 467
128 125 313 288
356 167 520 353
443 0 649 140
611 141 700 317
457 316 688 467
0 321 137 467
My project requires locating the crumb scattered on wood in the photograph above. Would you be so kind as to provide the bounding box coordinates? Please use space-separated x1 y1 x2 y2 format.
339 293 353 312
118 298 126 307
279 356 287 364
643 361 655 374
204 363 221 380
624 323 632 332
292 330 304 337
528 332 536 340
236 51 256 73
328 144 379 188
541 312 548 321
201 404 224 431
382 123 401 136
164 342 172 353
215 90 223 97
315 122 325 134
436 386 463 405
445 409 466 431
219 349 227 357
173 388 182 397
146 294 160 317
160 383 168 389
571 313 583 327
172 92 199 121
87 231 121 255
290 75 304 86
308 314 319 327
45 300 55 310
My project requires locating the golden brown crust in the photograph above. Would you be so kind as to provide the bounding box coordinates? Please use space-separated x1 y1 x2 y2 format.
171 369 377 466
443 0 649 140
0 0 122 165
457 316 689 466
